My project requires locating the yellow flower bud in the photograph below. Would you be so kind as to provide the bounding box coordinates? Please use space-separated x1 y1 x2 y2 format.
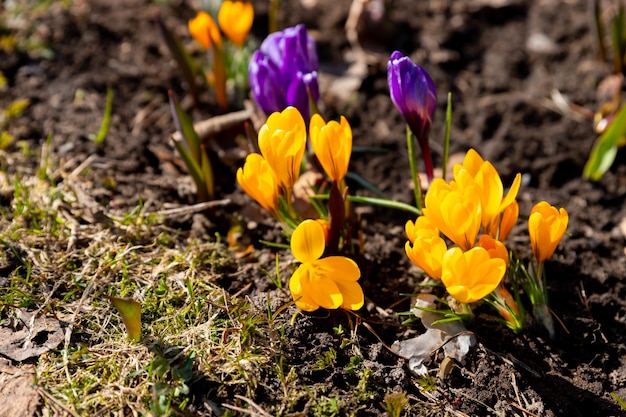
528 201 568 264
258 107 307 193
188 11 222 50
218 1 254 47
236 153 279 214
441 247 506 304
309 114 352 183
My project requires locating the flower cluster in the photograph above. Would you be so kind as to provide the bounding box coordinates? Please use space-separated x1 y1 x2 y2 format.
236 105 359 312
187 1 255 109
248 24 319 121
188 1 254 50
237 106 306 218
236 106 352 228
405 149 521 303
404 148 568 334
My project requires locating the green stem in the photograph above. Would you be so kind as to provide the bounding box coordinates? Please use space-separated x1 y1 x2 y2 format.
406 126 423 210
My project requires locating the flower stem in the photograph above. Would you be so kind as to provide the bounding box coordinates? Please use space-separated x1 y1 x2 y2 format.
406 126 423 210
532 261 555 338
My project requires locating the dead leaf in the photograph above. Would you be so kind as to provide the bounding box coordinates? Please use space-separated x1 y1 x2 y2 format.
0 310 64 362
391 294 475 376
0 358 39 417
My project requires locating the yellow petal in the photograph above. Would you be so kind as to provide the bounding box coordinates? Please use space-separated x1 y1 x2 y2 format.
289 265 319 311
441 247 506 303
497 200 519 241
310 114 352 183
336 280 364 310
405 235 447 279
405 216 438 243
424 180 481 250
308 276 343 309
218 1 254 47
236 153 278 213
314 256 361 282
500 172 521 211
258 107 307 191
291 219 325 263
476 235 509 263
461 148 484 176
528 201 568 263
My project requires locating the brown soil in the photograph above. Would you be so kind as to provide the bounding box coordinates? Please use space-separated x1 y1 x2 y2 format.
2 0 626 415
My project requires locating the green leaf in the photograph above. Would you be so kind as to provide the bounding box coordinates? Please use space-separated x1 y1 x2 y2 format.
311 194 421 216
108 296 142 342
169 91 214 201
200 144 214 200
94 87 114 145
154 10 201 106
169 91 201 164
583 103 626 180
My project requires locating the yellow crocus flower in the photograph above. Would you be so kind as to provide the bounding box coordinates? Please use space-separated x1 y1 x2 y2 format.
405 233 448 280
423 178 482 250
454 149 521 236
405 216 438 244
188 11 222 50
258 107 307 194
218 1 254 47
236 153 279 214
309 114 352 183
289 220 364 311
441 247 506 303
528 201 568 264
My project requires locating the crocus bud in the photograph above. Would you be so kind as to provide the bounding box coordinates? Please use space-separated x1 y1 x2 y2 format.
248 24 319 120
188 11 222 50
387 51 437 180
309 114 352 183
218 1 254 47
528 201 568 265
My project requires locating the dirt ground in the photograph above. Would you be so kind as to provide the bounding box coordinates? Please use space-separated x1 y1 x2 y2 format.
2 0 626 415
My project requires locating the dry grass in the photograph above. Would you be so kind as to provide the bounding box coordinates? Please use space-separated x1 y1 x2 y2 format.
0 141 310 416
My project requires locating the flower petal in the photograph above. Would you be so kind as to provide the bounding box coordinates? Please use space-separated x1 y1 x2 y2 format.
308 276 343 309
289 265 319 311
314 256 360 282
291 219 325 263
336 280 364 310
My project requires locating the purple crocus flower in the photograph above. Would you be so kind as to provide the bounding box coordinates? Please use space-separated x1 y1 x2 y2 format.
248 24 319 120
387 50 437 181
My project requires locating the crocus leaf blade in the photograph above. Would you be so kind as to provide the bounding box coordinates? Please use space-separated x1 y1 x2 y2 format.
169 92 202 164
155 12 201 104
200 144 214 200
172 136 207 197
94 87 114 145
583 103 626 180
